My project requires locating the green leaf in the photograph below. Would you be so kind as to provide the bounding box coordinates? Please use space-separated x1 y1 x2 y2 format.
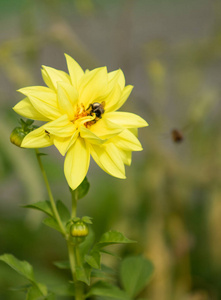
26 286 42 300
87 281 130 299
82 216 93 224
53 260 70 269
0 254 35 281
48 283 75 296
71 176 90 200
91 264 115 280
100 249 121 258
85 250 101 269
56 200 70 224
43 217 61 233
79 229 95 258
0 254 47 296
97 231 136 248
75 263 91 285
23 201 53 217
120 256 154 298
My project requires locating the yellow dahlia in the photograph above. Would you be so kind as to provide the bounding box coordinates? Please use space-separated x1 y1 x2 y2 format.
13 54 148 190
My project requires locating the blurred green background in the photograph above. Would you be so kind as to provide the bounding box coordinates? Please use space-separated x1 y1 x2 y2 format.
1 0 221 299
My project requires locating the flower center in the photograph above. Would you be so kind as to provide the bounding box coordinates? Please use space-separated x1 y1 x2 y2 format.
73 101 105 128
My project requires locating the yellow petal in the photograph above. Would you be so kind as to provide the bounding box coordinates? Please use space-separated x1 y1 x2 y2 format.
13 97 51 121
21 127 53 148
64 137 90 190
57 83 75 119
27 94 61 120
44 115 76 137
18 86 57 106
111 85 133 112
57 81 79 106
41 69 54 90
79 126 106 145
78 67 108 108
90 118 122 139
42 66 71 91
108 69 125 90
118 148 132 166
65 54 84 88
53 136 72 156
90 143 126 179
104 112 148 128
102 84 122 113
110 129 143 151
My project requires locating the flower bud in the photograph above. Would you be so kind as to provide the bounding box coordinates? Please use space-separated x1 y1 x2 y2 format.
70 221 89 237
10 127 26 147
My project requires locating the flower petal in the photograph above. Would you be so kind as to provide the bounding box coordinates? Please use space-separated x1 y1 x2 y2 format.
45 115 76 137
110 129 143 151
64 137 90 190
57 83 75 119
102 83 122 113
105 112 148 128
13 97 51 121
27 94 61 120
90 118 122 139
79 126 106 145
18 86 57 107
21 126 53 148
108 69 125 90
90 143 126 179
65 54 84 88
110 85 133 112
42 66 71 91
78 67 108 108
57 81 79 106
118 148 132 166
53 136 72 156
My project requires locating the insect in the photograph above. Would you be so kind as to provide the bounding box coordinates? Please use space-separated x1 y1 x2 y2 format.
89 101 105 119
45 130 50 136
171 129 184 143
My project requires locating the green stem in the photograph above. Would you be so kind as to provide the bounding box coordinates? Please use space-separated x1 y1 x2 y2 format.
35 149 66 236
71 189 78 218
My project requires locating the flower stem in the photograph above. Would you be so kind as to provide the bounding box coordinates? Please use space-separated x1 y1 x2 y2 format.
71 189 78 218
35 149 66 236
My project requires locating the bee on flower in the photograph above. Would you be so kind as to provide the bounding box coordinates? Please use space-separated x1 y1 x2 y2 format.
13 54 148 190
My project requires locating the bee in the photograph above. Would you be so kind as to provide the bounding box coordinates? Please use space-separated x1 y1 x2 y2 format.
171 129 184 143
88 101 105 119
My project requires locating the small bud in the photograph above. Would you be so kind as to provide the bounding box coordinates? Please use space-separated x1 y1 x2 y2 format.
10 119 37 147
10 127 26 147
70 221 89 237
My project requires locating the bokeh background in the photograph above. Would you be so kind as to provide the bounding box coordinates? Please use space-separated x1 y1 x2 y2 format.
1 0 221 299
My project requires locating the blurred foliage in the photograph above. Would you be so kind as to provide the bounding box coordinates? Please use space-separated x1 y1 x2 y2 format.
1 0 221 299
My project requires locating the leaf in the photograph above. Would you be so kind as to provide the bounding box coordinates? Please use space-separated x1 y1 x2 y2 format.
85 250 101 269
48 283 75 296
56 200 70 224
43 217 61 233
0 254 47 296
71 176 90 200
0 254 35 281
79 229 95 258
53 260 70 269
82 216 93 224
26 286 42 300
91 264 115 280
23 201 53 217
75 264 91 285
120 256 154 298
100 249 121 258
97 231 136 248
87 281 130 299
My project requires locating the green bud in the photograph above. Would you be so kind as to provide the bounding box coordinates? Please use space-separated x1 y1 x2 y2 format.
70 221 89 237
10 119 38 147
10 127 26 147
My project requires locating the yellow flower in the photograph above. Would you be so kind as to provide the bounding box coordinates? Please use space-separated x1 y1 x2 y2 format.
13 54 148 190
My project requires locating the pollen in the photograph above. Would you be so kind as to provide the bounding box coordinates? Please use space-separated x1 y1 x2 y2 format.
72 103 96 128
